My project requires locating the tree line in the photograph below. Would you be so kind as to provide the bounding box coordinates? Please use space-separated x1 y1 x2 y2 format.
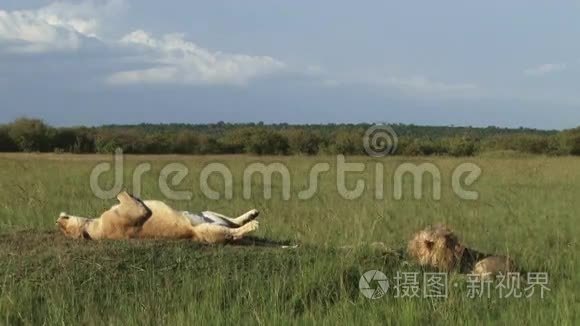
1 118 579 156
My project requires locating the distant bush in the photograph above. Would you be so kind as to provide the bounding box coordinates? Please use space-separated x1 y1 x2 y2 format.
283 129 322 155
400 138 446 156
480 133 565 155
570 138 580 155
0 117 576 156
333 129 364 155
6 118 52 152
562 128 580 156
51 127 96 153
173 130 201 154
0 126 18 152
245 129 289 155
447 136 478 157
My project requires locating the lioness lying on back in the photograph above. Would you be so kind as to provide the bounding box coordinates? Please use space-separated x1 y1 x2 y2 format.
56 191 260 244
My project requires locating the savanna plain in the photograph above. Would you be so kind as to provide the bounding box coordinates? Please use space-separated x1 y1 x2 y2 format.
0 153 578 325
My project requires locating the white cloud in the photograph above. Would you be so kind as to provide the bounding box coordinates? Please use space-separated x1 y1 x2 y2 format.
0 9 85 52
108 30 286 85
107 66 179 85
323 74 480 98
382 76 478 94
0 2 286 86
0 0 125 52
524 63 567 76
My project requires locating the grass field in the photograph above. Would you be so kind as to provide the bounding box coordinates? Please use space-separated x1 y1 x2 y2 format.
0 153 578 325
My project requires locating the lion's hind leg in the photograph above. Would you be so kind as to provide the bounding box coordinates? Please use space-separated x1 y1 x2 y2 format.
232 209 260 225
191 220 259 244
202 209 259 227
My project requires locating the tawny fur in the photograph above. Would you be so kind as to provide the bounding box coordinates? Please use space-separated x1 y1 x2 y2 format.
56 192 260 244
407 224 516 277
472 256 516 279
407 225 462 271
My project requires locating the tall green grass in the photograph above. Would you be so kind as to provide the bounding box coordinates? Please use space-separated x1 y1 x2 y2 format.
0 154 578 324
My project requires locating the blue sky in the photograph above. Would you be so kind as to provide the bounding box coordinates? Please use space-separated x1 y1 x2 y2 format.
1 0 579 129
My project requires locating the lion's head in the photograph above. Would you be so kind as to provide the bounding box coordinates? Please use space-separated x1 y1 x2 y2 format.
407 224 464 271
56 212 90 239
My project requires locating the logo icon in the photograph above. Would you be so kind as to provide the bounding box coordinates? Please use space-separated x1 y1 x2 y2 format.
359 270 389 299
363 124 398 157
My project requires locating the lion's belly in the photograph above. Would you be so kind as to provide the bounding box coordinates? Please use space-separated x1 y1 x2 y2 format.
134 213 194 239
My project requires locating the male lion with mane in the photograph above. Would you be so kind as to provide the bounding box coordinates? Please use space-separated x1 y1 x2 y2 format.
57 191 260 244
407 224 516 278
